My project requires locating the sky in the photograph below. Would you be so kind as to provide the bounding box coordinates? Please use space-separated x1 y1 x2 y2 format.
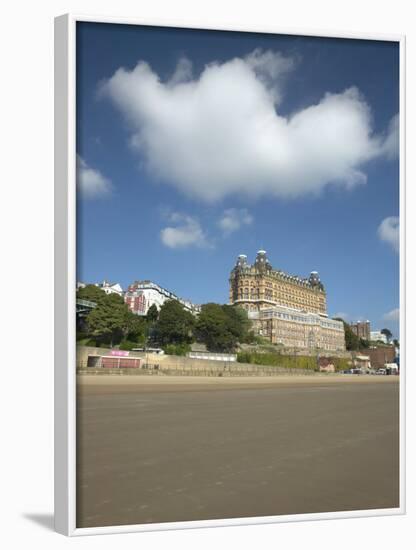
76 22 400 337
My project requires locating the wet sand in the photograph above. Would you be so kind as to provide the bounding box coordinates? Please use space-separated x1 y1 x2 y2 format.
76 375 400 528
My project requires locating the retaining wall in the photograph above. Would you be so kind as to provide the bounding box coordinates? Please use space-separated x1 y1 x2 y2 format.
77 366 331 377
77 345 334 376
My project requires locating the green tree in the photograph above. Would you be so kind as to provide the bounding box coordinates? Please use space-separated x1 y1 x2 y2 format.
381 328 393 343
146 303 159 323
125 311 147 343
77 284 108 306
334 318 360 351
195 303 251 352
222 305 251 342
86 292 130 347
154 300 195 345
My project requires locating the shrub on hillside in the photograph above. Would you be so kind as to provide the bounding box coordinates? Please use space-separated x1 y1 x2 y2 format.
237 351 317 370
119 340 137 351
163 343 192 356
332 357 350 371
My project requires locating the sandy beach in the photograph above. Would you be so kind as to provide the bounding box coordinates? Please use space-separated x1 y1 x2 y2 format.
77 373 399 393
76 374 399 528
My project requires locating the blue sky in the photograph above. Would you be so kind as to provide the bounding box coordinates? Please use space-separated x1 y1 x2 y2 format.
76 22 400 336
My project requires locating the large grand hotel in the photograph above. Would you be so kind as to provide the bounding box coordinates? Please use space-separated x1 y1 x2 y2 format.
229 250 345 352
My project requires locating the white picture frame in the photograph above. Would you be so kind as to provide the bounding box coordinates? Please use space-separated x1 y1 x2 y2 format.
54 13 406 536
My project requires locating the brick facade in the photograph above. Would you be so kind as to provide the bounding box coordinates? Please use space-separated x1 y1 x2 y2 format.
229 251 345 352
350 321 371 341
365 346 396 369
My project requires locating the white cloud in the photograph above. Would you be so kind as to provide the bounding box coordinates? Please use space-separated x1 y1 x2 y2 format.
160 213 210 249
100 50 398 202
218 208 253 235
383 308 400 322
76 155 112 198
381 113 399 160
378 216 399 253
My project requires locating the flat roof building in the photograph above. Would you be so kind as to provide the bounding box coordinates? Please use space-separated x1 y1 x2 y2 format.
370 330 388 344
249 306 345 352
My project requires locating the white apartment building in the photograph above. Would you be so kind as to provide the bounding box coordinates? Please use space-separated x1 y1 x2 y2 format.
95 280 124 297
125 280 200 316
370 330 388 344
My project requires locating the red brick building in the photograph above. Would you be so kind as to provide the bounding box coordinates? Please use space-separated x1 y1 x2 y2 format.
125 289 146 315
366 346 396 369
350 320 371 341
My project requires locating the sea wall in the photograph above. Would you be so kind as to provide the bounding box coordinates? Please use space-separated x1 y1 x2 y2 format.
76 345 322 376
